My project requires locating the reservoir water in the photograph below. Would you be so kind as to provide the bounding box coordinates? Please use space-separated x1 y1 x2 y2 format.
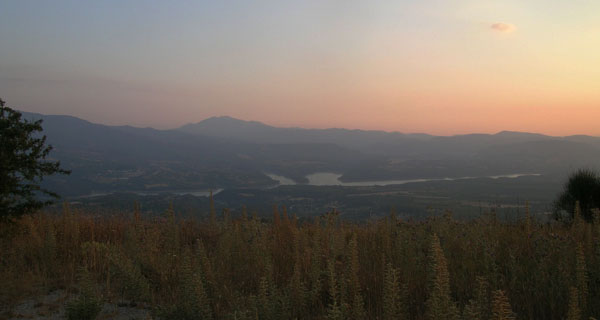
268 172 541 187
79 174 540 199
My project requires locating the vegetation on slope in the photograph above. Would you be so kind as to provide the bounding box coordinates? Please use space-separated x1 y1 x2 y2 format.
1 203 599 319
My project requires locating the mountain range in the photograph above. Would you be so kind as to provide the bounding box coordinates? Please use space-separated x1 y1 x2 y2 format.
19 111 600 197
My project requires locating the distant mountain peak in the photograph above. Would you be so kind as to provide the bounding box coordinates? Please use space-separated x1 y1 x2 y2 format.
205 115 245 122
495 130 514 135
187 116 272 128
494 130 550 138
496 130 535 135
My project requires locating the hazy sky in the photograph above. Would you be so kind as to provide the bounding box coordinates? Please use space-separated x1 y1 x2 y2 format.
1 0 599 135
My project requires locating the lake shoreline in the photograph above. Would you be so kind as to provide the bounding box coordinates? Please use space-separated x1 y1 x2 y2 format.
269 172 542 187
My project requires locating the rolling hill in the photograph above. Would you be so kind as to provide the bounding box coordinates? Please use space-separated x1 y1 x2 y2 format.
18 112 600 197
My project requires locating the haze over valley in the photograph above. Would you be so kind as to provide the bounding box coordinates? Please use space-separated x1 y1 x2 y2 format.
22 111 598 219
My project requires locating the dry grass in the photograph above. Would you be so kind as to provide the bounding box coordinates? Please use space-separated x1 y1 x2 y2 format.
1 205 599 319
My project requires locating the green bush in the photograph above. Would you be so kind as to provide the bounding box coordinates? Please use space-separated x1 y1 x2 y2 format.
66 268 102 320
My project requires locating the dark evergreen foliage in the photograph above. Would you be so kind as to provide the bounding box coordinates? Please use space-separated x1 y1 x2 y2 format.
554 169 600 222
0 98 70 218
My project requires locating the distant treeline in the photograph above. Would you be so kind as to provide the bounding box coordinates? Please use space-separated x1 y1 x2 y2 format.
1 203 599 319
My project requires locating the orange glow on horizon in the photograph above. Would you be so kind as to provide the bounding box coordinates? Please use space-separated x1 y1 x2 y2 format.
3 1 600 136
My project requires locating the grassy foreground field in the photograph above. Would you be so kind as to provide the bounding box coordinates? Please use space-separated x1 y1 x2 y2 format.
1 204 599 319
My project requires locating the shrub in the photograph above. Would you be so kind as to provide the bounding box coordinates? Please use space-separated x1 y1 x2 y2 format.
554 169 600 222
66 268 102 320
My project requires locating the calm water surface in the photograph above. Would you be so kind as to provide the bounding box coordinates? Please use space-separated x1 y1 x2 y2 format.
270 172 541 187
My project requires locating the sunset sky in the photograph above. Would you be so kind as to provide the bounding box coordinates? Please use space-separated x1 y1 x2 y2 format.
1 0 599 135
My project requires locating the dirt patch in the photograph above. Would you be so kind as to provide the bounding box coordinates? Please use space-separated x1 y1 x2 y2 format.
3 291 152 320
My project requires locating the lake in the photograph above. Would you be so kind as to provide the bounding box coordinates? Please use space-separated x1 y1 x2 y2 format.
79 173 541 199
269 172 541 187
